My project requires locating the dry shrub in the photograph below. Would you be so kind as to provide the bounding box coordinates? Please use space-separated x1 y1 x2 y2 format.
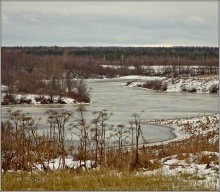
129 152 162 171
209 84 219 93
194 154 218 165
142 159 162 171
141 131 219 165
176 153 190 161
19 98 32 104
143 80 167 91
35 96 52 104
106 150 132 171
2 94 16 105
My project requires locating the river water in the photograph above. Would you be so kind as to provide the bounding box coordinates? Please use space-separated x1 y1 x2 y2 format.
1 78 218 144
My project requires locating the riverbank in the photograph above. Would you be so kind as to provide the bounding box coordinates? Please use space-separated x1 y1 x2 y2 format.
145 113 219 145
126 75 219 94
1 93 91 105
145 113 219 155
139 113 219 189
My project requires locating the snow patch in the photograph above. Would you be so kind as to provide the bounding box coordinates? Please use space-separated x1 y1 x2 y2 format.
118 75 166 80
33 156 95 171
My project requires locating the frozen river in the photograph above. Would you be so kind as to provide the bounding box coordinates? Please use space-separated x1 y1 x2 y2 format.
1 78 218 144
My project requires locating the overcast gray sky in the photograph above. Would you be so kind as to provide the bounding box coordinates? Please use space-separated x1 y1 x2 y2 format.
2 1 218 47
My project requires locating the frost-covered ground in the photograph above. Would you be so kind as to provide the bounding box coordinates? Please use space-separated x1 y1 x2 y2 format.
126 75 219 93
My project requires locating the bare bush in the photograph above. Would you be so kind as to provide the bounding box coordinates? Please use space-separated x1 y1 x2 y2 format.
209 84 219 93
2 94 16 105
143 80 167 91
1 110 41 172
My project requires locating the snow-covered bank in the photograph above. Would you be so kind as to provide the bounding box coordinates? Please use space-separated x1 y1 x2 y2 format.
165 76 219 93
126 75 219 93
140 114 219 189
117 75 166 80
145 114 219 146
1 93 91 105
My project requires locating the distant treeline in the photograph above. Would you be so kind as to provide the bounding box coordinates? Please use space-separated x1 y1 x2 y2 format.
2 46 219 60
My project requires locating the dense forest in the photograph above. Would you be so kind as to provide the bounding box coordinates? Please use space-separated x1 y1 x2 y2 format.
4 46 219 59
1 46 219 102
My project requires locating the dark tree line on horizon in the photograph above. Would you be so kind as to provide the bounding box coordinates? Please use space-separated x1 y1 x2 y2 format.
2 46 219 59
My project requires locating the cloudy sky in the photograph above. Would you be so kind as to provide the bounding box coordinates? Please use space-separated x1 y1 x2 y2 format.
2 1 218 47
